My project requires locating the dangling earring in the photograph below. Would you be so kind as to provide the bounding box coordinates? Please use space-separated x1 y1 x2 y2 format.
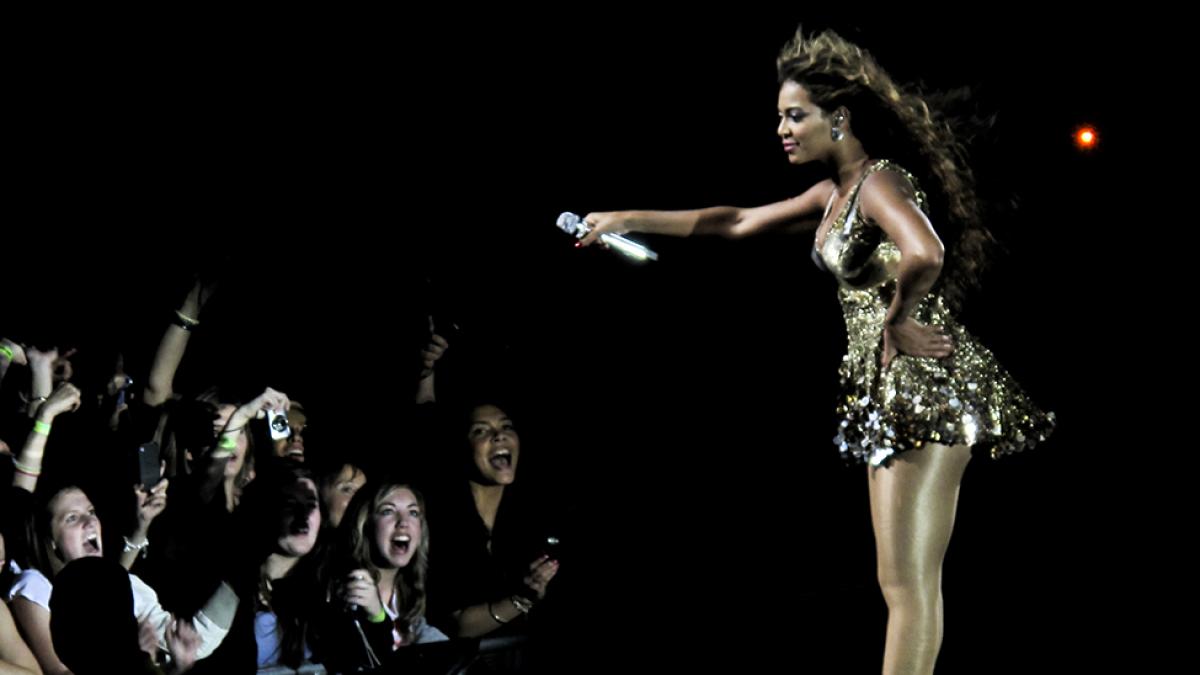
831 114 845 142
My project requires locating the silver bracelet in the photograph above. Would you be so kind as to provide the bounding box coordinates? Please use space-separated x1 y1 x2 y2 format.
123 536 150 558
510 595 534 614
488 601 509 625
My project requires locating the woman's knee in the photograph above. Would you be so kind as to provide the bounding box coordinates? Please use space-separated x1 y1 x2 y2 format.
876 567 940 607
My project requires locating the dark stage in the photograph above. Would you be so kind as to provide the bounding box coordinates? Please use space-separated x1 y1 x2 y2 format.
3 11 1154 673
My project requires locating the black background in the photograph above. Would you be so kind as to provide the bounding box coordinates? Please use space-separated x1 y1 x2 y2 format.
3 10 1158 672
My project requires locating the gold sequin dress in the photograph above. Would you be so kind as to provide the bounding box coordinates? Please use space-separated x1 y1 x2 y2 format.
812 160 1055 467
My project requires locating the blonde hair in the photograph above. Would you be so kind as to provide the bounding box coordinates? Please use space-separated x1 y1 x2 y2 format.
328 479 430 643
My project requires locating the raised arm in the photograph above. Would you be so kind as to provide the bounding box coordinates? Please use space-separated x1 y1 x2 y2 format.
11 384 81 493
144 278 216 408
0 339 27 390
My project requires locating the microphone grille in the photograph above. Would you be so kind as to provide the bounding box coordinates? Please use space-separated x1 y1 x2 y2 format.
556 211 581 235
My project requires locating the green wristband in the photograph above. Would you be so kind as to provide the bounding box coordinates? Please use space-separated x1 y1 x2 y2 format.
367 606 388 624
0 344 13 361
33 420 51 435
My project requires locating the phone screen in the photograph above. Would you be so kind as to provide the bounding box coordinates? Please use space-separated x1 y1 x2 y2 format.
138 442 163 488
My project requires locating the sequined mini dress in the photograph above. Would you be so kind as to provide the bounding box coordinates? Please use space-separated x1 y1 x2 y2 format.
812 160 1055 466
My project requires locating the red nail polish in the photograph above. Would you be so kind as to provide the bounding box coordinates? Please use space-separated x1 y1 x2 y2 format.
573 242 581 248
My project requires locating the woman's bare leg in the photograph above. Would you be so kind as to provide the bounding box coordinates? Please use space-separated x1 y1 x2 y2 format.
868 443 972 675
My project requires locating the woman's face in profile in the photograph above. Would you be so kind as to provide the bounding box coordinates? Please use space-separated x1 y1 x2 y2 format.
777 80 834 165
467 405 519 486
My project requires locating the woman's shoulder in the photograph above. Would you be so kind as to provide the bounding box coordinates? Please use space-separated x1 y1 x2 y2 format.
866 159 916 183
860 160 927 209
8 566 52 607
13 566 49 585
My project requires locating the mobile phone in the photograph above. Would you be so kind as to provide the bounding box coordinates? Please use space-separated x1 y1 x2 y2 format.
543 535 563 562
138 442 163 488
429 312 460 342
423 276 461 342
115 375 133 409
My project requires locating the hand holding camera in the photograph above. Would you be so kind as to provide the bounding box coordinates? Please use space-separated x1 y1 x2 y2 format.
226 387 291 433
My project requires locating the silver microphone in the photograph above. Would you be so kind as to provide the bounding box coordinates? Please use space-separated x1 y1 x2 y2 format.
556 212 658 261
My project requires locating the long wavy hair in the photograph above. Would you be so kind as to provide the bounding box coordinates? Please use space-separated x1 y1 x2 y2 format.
777 26 997 310
325 478 431 644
